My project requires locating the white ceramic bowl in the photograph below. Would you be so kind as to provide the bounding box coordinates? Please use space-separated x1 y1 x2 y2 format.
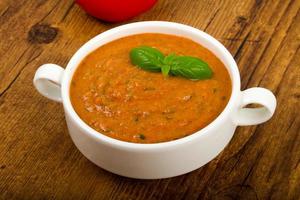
33 21 276 179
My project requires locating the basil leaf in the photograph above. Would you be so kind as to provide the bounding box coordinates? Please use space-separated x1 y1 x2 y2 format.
129 46 213 80
130 46 164 72
169 56 213 80
163 54 176 65
161 65 171 77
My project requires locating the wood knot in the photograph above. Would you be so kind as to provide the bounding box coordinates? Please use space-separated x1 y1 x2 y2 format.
28 24 58 44
0 165 6 169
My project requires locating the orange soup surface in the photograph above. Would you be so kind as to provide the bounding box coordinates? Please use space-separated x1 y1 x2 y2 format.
70 34 231 143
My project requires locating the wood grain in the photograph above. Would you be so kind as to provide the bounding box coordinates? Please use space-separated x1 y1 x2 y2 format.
0 0 299 199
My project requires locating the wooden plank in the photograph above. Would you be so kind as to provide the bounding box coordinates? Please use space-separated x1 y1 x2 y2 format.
0 0 299 199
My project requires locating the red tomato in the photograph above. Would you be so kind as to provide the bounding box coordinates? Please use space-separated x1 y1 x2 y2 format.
76 0 158 22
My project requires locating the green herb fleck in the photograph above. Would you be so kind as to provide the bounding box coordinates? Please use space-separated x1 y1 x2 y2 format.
139 134 146 140
133 115 139 122
143 87 156 91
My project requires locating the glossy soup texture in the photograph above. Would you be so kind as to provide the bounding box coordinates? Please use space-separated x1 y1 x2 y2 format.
70 34 231 143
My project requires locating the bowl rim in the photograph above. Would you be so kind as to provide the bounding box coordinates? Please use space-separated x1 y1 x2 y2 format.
61 21 241 150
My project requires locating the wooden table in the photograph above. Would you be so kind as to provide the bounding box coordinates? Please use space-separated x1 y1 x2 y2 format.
0 0 299 199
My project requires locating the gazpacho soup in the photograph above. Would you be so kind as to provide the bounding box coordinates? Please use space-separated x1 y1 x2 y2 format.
70 33 231 143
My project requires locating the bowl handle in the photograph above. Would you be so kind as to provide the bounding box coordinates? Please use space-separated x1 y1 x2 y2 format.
33 64 65 102
235 87 277 126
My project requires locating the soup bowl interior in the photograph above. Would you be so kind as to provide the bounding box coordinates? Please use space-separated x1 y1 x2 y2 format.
61 21 240 149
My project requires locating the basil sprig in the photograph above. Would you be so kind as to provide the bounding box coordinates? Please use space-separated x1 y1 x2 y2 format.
130 46 213 80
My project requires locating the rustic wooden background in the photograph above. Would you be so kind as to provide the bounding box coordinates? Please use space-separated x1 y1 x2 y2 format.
0 0 299 199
